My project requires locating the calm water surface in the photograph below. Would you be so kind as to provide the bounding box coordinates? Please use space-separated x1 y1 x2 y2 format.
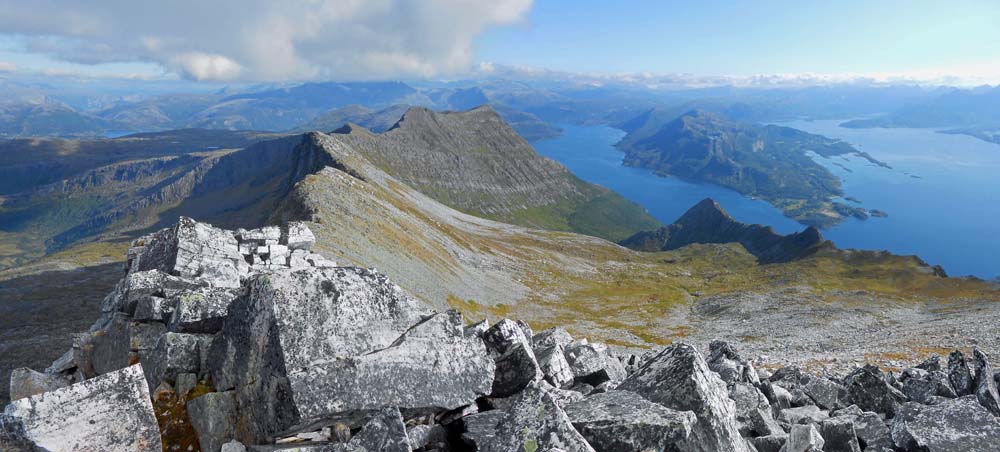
533 122 1000 279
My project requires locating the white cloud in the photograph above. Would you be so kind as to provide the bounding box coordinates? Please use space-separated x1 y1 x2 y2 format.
0 61 15 72
0 0 533 82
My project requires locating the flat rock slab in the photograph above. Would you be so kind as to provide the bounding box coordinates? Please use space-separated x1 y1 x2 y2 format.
891 395 1000 451
0 364 161 452
564 390 695 451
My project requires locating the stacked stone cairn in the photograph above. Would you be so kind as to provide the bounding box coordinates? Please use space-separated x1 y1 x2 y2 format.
2 218 1000 451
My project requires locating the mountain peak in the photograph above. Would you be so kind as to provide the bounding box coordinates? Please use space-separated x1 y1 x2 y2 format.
675 198 735 226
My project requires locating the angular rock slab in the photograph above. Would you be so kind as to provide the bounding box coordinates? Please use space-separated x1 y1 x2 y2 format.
482 383 596 452
0 364 161 452
564 340 626 386
210 270 484 441
617 343 750 452
891 395 1000 451
843 364 906 417
188 391 238 452
564 390 695 452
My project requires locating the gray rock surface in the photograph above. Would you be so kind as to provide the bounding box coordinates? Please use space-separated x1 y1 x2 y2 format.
0 364 161 451
345 407 411 452
842 364 906 417
533 327 574 349
564 390 695 452
188 391 238 452
482 383 595 452
707 340 759 384
947 350 974 397
729 381 782 436
891 395 1000 451
972 348 1000 416
617 343 751 452
786 423 824 452
535 345 574 389
564 340 626 386
819 417 861 452
779 405 829 425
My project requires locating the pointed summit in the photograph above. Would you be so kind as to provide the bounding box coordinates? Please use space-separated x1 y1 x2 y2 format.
620 198 829 264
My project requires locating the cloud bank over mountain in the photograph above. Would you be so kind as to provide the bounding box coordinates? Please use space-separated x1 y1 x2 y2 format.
0 0 533 81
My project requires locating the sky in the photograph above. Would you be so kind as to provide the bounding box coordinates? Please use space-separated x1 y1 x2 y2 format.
0 0 998 85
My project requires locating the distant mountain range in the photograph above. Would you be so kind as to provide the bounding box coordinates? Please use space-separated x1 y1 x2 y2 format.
842 85 1000 144
616 110 888 228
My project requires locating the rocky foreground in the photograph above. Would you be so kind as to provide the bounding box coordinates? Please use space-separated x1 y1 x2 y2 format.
2 219 1000 451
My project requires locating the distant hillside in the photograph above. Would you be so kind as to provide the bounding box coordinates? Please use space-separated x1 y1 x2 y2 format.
621 198 834 264
0 129 283 195
331 105 660 241
294 103 561 141
617 110 886 227
841 86 1000 144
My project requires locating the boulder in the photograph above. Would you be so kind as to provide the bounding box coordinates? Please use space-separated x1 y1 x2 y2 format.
947 350 974 397
482 319 542 397
209 269 489 442
828 405 894 451
761 380 793 410
564 340 626 386
778 405 829 425
786 424 824 452
188 391 238 452
900 368 957 403
281 222 315 251
461 410 505 449
143 332 205 389
534 344 574 389
707 340 758 384
891 395 1000 451
617 343 750 452
464 319 489 338
167 287 241 333
407 424 447 450
482 383 595 452
222 441 248 452
533 327 574 349
491 340 543 397
564 390 696 452
0 364 161 451
729 381 782 436
8 368 70 401
842 365 906 417
128 217 248 288
972 348 1000 416
345 407 411 452
749 434 787 452
801 375 844 410
819 417 861 452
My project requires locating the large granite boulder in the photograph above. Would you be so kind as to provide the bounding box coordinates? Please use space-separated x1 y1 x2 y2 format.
564 390 696 451
819 417 862 452
188 391 238 452
209 267 491 442
828 405 894 452
786 423 824 452
535 344 575 389
891 395 1000 451
729 381 782 437
0 364 161 452
617 343 751 452
482 383 595 452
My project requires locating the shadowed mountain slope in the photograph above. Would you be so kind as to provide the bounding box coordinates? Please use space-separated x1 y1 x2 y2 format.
620 198 832 263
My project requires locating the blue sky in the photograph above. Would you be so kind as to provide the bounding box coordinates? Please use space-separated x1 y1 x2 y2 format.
477 0 1000 78
0 0 998 83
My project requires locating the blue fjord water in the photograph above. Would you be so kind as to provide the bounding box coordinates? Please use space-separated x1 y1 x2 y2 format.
533 122 1000 279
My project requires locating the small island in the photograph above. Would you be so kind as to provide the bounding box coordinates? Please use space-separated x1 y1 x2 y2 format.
869 209 889 218
616 110 889 228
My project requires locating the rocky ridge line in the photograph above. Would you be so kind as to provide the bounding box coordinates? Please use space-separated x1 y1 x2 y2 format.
1 218 999 451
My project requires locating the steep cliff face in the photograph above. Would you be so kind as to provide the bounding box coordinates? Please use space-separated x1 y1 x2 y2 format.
620 198 832 263
331 105 660 241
